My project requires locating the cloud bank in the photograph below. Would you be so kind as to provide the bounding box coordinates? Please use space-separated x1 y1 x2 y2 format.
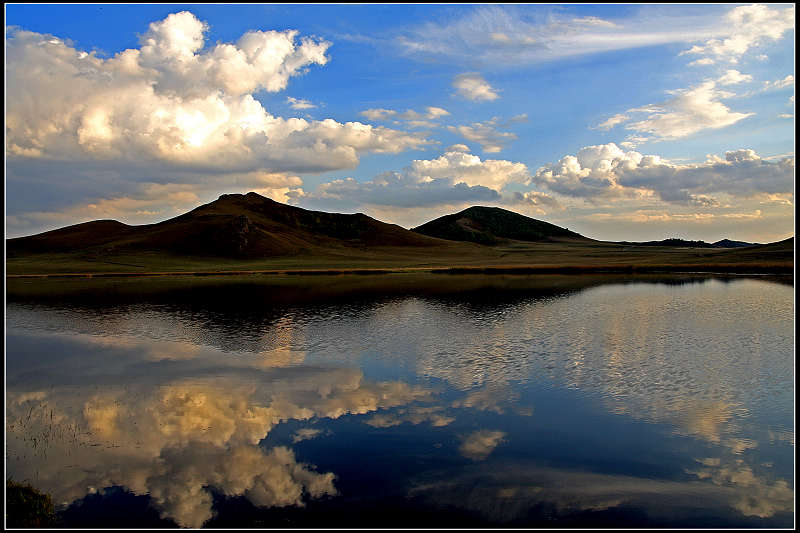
532 143 794 206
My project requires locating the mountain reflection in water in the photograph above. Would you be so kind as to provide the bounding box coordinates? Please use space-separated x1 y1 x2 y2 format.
6 275 794 527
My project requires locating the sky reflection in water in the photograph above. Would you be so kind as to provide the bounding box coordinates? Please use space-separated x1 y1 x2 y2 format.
6 276 794 527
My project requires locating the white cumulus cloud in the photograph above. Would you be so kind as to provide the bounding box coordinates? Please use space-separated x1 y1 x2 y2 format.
6 19 428 171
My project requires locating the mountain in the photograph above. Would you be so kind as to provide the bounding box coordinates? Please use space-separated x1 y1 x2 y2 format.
712 239 757 248
411 206 586 245
6 192 448 259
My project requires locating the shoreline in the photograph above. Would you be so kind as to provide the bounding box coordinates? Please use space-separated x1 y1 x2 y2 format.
6 263 794 279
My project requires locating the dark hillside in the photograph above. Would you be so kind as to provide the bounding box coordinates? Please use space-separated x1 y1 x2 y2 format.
722 237 793 261
412 206 586 245
7 192 446 259
713 239 757 248
6 220 137 255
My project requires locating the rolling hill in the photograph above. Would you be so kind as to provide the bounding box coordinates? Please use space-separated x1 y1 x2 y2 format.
411 206 587 245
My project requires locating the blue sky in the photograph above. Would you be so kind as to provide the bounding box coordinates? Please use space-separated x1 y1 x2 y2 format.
5 3 795 242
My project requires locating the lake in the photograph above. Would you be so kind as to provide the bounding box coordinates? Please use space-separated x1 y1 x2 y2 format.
5 274 794 528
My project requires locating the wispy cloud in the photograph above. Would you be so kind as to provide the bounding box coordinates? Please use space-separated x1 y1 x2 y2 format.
762 75 794 91
452 73 499 101
679 4 794 64
395 5 739 68
614 80 754 142
592 113 629 131
360 106 450 128
286 96 316 109
447 115 527 153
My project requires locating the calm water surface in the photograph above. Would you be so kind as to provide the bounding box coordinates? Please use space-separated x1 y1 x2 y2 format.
6 275 794 527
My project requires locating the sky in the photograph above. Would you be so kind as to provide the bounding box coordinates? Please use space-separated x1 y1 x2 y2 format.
5 3 796 242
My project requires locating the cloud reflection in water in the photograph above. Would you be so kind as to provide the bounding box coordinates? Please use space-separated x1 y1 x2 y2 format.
6 277 794 526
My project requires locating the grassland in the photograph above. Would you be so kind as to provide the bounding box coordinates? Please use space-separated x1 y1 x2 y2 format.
6 237 793 278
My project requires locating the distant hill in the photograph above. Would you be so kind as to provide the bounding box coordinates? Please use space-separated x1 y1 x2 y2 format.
615 238 758 248
411 206 587 245
615 238 716 248
6 192 448 259
712 239 757 248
